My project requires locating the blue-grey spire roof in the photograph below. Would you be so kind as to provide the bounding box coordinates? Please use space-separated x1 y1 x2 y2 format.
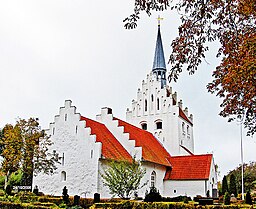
152 23 167 88
152 25 166 72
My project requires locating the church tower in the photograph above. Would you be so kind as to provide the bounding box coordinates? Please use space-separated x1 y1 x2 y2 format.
126 21 194 156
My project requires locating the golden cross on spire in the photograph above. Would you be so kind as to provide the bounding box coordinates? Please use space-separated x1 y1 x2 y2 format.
157 15 164 26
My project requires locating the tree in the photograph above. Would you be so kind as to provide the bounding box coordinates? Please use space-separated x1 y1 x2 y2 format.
227 162 256 193
224 192 231 205
229 173 237 197
222 175 229 194
101 159 147 199
124 0 256 136
0 118 59 189
245 191 252 205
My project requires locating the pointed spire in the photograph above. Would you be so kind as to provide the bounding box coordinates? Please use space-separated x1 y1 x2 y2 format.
152 16 166 88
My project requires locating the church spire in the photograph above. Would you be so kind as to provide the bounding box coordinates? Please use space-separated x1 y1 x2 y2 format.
152 16 166 88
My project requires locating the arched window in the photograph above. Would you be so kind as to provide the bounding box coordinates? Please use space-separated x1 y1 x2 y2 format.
157 98 160 110
141 123 147 130
187 125 190 135
151 171 156 188
145 99 147 111
61 171 66 181
151 95 154 102
156 121 162 129
65 114 67 121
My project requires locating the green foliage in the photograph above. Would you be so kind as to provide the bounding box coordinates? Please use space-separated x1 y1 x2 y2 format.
92 201 253 209
224 192 231 205
229 174 237 197
144 187 162 202
101 159 147 199
9 170 23 186
0 175 5 187
222 175 229 194
227 162 256 193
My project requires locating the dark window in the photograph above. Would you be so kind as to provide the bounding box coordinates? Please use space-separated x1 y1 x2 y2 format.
151 95 154 102
151 171 156 187
156 122 162 129
145 100 147 111
141 123 147 130
75 125 78 134
157 98 160 110
65 114 67 121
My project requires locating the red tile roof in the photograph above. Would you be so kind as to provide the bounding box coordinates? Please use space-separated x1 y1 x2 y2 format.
164 154 212 180
114 118 172 167
179 107 193 126
81 116 132 162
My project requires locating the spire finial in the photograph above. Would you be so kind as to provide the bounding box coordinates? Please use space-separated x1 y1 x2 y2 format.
157 15 163 26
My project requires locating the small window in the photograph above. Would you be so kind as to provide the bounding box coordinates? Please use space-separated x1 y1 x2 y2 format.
75 125 78 134
187 125 190 135
61 171 66 181
141 123 147 130
65 114 67 121
53 127 55 135
182 122 185 133
90 150 93 158
156 122 162 129
151 95 154 102
157 98 160 110
174 190 176 193
151 171 156 188
145 100 147 112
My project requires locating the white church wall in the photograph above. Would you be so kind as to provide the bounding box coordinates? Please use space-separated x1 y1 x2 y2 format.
137 162 167 198
33 100 102 198
205 158 218 197
163 180 206 198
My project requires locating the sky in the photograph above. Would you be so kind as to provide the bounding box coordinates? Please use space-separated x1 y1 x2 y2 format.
0 1 255 179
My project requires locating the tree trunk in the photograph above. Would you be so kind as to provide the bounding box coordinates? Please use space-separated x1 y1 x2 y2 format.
4 170 10 190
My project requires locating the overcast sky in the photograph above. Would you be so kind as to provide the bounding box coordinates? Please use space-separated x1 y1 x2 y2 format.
0 1 255 179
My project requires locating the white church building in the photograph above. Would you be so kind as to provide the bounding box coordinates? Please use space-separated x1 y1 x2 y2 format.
33 24 218 199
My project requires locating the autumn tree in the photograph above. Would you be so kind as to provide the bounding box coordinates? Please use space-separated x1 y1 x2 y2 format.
124 0 256 136
0 118 59 189
101 159 147 199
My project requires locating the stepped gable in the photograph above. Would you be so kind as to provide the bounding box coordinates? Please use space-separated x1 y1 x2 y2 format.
179 107 193 126
164 154 212 180
80 116 132 162
114 117 172 167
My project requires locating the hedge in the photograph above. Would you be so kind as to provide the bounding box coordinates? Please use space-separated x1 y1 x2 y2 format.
0 201 58 209
90 201 254 209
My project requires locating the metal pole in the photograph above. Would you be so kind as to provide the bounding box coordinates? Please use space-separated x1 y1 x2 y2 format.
240 122 244 200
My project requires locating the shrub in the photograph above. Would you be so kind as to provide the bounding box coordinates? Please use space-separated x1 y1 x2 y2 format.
9 170 23 187
162 195 191 203
224 192 231 205
144 187 162 202
245 191 252 205
62 186 69 204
